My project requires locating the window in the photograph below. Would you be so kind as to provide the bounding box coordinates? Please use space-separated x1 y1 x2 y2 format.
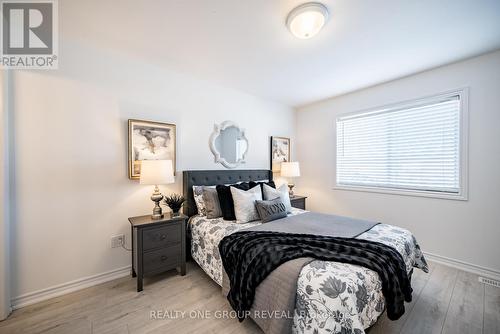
336 90 468 200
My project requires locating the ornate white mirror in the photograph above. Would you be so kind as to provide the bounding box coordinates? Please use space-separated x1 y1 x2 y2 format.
209 121 249 169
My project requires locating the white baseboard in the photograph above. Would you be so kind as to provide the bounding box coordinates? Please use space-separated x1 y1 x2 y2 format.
424 251 500 281
9 252 500 311
11 265 131 310
0 306 12 321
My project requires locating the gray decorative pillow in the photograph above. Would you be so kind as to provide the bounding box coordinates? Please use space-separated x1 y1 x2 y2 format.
202 187 223 219
263 183 292 213
230 185 262 223
255 198 287 223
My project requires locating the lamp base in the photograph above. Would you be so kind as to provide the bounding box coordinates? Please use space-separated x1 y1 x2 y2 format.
151 211 164 220
150 185 164 220
288 183 295 197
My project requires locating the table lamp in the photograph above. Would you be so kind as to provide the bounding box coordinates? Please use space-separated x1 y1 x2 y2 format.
281 161 300 196
140 160 175 220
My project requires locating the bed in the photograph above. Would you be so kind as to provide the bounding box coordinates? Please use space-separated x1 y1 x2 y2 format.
182 170 428 334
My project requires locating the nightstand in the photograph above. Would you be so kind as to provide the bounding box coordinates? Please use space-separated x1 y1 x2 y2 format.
128 213 187 292
290 195 307 210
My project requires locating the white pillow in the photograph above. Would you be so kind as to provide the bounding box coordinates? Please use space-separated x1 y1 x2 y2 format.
263 183 292 213
230 185 262 223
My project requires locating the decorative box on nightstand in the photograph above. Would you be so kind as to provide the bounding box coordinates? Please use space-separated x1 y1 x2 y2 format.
128 213 187 292
290 195 307 210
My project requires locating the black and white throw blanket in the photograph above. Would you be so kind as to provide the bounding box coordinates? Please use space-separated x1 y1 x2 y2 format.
219 230 412 322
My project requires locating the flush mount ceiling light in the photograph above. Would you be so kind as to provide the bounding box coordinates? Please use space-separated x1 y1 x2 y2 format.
286 2 329 39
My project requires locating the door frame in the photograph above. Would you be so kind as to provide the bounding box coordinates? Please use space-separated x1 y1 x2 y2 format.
0 70 12 320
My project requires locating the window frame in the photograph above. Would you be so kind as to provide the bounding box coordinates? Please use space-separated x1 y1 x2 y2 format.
334 88 469 201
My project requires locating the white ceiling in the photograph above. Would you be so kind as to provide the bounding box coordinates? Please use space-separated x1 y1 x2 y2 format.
63 0 500 107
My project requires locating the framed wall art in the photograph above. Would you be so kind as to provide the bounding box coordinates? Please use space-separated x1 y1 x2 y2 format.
128 119 176 179
270 136 290 172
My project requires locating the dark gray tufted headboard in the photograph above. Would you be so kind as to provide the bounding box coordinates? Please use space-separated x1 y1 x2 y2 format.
182 169 273 217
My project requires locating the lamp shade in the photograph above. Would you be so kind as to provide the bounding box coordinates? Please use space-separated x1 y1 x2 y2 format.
281 162 300 177
139 160 175 185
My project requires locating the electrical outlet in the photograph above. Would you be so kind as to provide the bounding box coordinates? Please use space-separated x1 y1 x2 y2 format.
111 234 125 248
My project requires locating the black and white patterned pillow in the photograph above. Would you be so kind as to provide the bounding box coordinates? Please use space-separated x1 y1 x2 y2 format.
255 198 287 223
192 185 210 216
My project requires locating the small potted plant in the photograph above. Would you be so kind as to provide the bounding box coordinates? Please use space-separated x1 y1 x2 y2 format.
163 194 185 217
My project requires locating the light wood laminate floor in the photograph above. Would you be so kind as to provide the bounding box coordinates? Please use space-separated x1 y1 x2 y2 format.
0 261 499 334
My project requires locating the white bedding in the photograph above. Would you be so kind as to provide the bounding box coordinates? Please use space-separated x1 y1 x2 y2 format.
188 210 428 334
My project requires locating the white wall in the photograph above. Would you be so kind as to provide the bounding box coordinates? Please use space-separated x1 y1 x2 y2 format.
10 39 294 300
296 50 500 274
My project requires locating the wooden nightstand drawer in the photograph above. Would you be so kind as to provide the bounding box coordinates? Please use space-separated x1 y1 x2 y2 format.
143 223 181 251
290 196 307 210
143 245 181 274
129 213 187 292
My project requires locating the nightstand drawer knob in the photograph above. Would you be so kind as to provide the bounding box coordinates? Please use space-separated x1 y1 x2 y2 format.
160 234 166 240
161 255 168 261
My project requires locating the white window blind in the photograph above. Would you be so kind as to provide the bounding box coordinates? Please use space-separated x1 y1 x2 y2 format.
336 93 466 198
